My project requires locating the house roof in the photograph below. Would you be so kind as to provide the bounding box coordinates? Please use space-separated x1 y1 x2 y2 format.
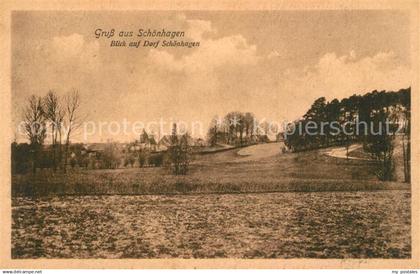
139 130 157 145
85 143 107 152
158 135 175 147
149 136 157 145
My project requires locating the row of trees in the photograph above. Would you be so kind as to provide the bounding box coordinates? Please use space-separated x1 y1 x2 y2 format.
18 90 82 174
66 124 190 175
284 88 411 181
207 112 273 146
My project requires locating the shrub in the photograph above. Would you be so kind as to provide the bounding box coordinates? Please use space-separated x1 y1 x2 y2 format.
149 153 164 167
138 151 147 167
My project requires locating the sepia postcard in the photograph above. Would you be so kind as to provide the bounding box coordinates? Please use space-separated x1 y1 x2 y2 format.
0 0 419 270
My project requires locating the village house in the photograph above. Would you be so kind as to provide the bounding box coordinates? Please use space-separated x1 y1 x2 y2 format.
139 130 157 151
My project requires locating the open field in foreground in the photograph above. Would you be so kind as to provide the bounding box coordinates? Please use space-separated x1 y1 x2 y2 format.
12 144 411 259
12 190 410 258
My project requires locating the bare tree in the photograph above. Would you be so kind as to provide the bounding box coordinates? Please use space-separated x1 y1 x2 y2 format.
23 95 47 174
56 106 65 168
63 89 82 173
43 91 64 171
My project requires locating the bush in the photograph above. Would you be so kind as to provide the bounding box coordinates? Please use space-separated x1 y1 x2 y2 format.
12 143 32 174
138 151 147 167
78 156 89 169
149 153 164 167
70 157 77 168
124 154 136 168
101 143 120 169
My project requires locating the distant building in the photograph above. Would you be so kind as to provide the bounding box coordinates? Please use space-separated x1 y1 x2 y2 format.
83 143 107 157
157 135 173 150
139 130 157 151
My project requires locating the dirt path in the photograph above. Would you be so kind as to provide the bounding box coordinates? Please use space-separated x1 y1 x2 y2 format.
323 144 364 160
236 143 284 162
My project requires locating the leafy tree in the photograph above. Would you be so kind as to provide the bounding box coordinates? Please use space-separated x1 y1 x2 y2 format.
178 133 192 174
168 123 191 175
207 116 221 146
149 153 164 167
138 150 147 168
243 112 256 141
365 109 396 180
325 98 340 145
101 142 120 169
124 154 136 168
283 87 411 181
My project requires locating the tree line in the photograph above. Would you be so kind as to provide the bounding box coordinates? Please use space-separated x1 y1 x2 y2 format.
207 111 273 147
284 88 411 181
12 90 82 174
13 87 410 181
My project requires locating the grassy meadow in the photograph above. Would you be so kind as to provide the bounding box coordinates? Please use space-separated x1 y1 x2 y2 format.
12 143 409 196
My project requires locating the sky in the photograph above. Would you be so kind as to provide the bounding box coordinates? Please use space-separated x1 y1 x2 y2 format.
12 10 412 143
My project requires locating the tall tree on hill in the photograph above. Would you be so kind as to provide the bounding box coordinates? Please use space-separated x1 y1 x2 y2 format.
207 116 221 146
224 112 239 145
207 112 257 146
243 112 255 140
366 109 396 181
237 112 246 146
305 97 327 122
364 90 406 181
258 120 270 136
304 97 327 147
325 98 341 145
358 92 374 146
